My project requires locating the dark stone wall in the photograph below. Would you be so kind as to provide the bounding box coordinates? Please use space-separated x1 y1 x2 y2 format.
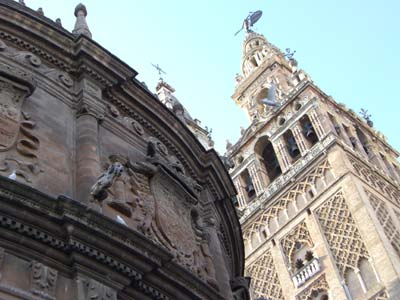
0 1 249 300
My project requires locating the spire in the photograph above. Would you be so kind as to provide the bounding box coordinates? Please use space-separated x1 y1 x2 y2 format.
73 3 92 39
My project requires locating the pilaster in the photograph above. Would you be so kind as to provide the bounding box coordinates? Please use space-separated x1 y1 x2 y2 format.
75 77 105 203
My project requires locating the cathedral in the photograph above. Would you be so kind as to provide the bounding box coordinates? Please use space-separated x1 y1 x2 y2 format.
225 20 400 300
0 1 250 300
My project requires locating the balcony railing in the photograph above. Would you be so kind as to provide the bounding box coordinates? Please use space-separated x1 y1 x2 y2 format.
292 258 320 288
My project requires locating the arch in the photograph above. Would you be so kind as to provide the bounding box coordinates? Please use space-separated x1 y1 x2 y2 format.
284 130 301 162
240 168 256 202
300 114 319 147
254 136 282 185
355 127 370 156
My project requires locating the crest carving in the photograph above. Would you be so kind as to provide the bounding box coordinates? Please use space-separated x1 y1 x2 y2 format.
30 261 58 299
78 278 117 300
0 62 41 182
97 137 218 288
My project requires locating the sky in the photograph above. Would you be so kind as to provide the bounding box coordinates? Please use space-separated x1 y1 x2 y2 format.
26 0 400 155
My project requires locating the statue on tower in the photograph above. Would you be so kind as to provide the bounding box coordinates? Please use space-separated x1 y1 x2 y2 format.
235 11 263 36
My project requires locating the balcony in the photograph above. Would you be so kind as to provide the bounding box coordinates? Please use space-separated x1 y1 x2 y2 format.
292 258 320 288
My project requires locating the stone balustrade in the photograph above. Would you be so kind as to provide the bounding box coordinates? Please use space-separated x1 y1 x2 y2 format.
292 258 321 288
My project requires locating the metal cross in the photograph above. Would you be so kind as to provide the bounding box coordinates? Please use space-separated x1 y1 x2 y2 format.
151 63 166 80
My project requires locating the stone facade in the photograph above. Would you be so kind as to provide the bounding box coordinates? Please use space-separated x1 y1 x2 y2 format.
227 30 400 299
0 1 250 300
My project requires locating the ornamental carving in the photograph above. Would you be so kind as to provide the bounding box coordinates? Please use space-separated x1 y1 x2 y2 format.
349 155 400 207
78 278 117 300
0 62 42 183
243 159 331 241
246 249 284 300
316 190 370 276
95 137 217 288
280 221 313 270
367 192 400 258
296 274 329 300
370 290 389 300
30 261 58 299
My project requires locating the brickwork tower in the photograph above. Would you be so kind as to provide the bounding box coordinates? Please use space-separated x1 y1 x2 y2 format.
226 29 400 300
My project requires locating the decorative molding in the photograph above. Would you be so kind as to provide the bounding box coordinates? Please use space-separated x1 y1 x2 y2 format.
281 222 313 269
296 274 329 300
243 158 331 241
316 190 370 276
367 192 400 258
246 249 284 300
30 261 58 300
240 133 335 222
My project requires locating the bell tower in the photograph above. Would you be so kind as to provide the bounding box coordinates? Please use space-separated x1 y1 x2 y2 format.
227 18 400 300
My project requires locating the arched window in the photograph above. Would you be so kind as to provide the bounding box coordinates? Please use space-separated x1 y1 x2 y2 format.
356 127 370 156
240 169 256 201
284 130 301 162
300 115 319 147
254 137 282 185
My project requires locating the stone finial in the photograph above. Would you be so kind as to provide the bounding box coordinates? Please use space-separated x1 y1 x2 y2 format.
55 18 62 27
18 0 26 6
72 3 92 38
37 7 44 16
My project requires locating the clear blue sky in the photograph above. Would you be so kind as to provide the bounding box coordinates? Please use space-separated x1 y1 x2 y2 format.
28 0 400 155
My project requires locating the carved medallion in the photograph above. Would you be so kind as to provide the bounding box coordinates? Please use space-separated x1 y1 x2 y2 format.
0 81 25 151
151 170 198 261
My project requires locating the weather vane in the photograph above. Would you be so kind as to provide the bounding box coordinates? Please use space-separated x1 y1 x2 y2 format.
284 48 296 60
234 10 263 36
151 63 166 81
360 108 374 127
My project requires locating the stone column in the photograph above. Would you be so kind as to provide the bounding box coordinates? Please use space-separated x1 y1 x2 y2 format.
272 137 290 172
233 177 247 208
248 160 264 196
204 218 234 300
308 106 325 139
75 78 105 203
291 124 308 154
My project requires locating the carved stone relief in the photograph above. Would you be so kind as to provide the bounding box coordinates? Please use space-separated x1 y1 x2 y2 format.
316 190 370 277
296 274 329 300
30 261 58 299
246 249 284 300
0 62 42 183
93 137 218 288
0 39 74 89
106 103 145 137
78 278 117 300
280 221 314 270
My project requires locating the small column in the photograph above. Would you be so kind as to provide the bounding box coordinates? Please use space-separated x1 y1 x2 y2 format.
291 124 308 154
248 161 264 195
233 177 246 208
308 107 325 139
75 78 105 203
273 137 290 172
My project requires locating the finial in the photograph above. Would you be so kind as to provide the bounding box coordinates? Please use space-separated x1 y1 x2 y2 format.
73 3 92 38
55 18 62 27
37 7 44 16
226 140 232 150
18 0 26 6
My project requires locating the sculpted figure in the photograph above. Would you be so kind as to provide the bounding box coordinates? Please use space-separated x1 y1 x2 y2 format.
90 162 124 201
